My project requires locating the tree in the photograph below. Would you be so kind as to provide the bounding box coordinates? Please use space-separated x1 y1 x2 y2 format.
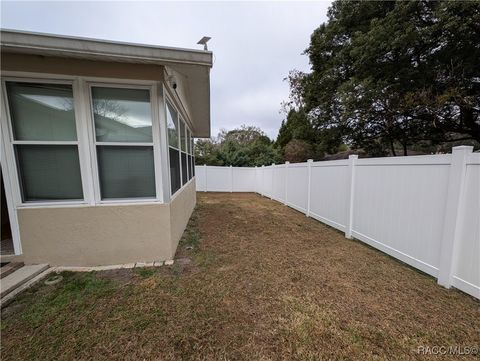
276 108 344 161
283 139 314 163
194 125 281 166
286 0 480 155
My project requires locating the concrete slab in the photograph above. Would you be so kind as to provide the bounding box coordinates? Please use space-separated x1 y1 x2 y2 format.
1 268 54 306
1 264 49 298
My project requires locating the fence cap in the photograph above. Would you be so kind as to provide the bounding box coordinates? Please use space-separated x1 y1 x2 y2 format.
452 146 473 153
307 159 314 162
349 154 359 159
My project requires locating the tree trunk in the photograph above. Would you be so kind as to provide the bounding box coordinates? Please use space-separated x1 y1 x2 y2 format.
390 141 396 157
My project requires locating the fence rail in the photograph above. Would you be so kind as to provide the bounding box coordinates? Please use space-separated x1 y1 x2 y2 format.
195 146 480 299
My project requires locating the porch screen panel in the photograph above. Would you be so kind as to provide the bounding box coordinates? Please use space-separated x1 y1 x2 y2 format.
166 101 181 194
179 117 189 184
92 87 155 199
187 130 193 180
181 152 188 184
5 82 83 201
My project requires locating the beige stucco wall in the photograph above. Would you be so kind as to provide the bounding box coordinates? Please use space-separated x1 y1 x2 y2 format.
17 182 196 266
170 180 197 252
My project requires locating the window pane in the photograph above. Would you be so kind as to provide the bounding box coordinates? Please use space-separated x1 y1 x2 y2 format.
169 147 181 194
15 145 83 201
192 157 195 177
181 152 188 184
166 102 178 148
6 82 77 141
179 119 186 152
92 87 152 142
187 130 192 154
97 146 155 199
189 155 194 179
187 155 192 180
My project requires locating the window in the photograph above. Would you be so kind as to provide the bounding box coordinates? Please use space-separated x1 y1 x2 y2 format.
189 132 195 178
179 117 189 184
166 101 181 194
91 86 155 199
186 129 193 180
5 82 83 201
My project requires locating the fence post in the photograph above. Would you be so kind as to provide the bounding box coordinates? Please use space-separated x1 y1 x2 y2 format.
306 159 313 217
230 165 233 192
270 163 275 200
284 161 289 205
345 155 358 239
204 164 207 192
437 146 472 288
261 165 265 197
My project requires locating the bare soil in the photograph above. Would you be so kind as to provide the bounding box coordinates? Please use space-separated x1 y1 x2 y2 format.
1 193 478 360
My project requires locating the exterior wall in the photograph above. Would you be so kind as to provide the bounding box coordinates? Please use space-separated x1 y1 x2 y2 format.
18 203 171 266
169 179 196 252
17 180 196 267
1 53 164 80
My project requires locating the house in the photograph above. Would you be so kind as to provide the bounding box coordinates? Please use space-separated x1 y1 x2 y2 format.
0 30 212 266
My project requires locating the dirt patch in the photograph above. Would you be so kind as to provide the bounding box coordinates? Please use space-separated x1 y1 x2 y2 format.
1 193 479 360
96 268 137 285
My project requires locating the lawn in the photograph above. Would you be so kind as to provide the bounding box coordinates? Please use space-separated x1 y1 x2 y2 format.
1 193 479 360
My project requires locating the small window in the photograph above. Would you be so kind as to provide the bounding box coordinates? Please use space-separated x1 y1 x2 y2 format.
6 82 83 202
181 152 188 184
189 155 194 179
179 119 186 152
166 101 183 195
166 102 178 148
187 155 192 180
169 147 181 194
91 86 155 200
187 129 192 154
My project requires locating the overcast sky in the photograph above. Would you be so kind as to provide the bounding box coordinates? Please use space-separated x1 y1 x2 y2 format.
1 1 331 139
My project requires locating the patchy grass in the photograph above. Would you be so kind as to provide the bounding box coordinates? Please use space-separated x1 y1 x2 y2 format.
1 193 479 360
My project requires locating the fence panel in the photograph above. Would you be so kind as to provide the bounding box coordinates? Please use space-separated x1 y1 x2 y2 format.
452 153 480 296
204 166 231 192
272 165 286 203
232 167 256 192
352 155 451 277
309 160 349 232
285 163 308 213
196 165 206 191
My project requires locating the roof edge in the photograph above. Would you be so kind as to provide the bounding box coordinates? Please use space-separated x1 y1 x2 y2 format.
0 29 213 67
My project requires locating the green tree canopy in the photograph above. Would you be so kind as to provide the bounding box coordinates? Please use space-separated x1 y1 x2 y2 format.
195 125 281 166
286 0 480 156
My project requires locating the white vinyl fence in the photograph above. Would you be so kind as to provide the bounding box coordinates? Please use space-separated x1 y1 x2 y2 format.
195 146 480 299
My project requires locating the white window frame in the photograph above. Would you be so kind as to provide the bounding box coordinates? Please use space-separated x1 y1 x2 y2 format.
163 90 195 198
1 76 91 207
179 115 190 183
1 72 168 209
86 82 162 204
165 98 182 197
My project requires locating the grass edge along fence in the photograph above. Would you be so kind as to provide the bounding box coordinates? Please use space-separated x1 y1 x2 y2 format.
195 146 480 300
